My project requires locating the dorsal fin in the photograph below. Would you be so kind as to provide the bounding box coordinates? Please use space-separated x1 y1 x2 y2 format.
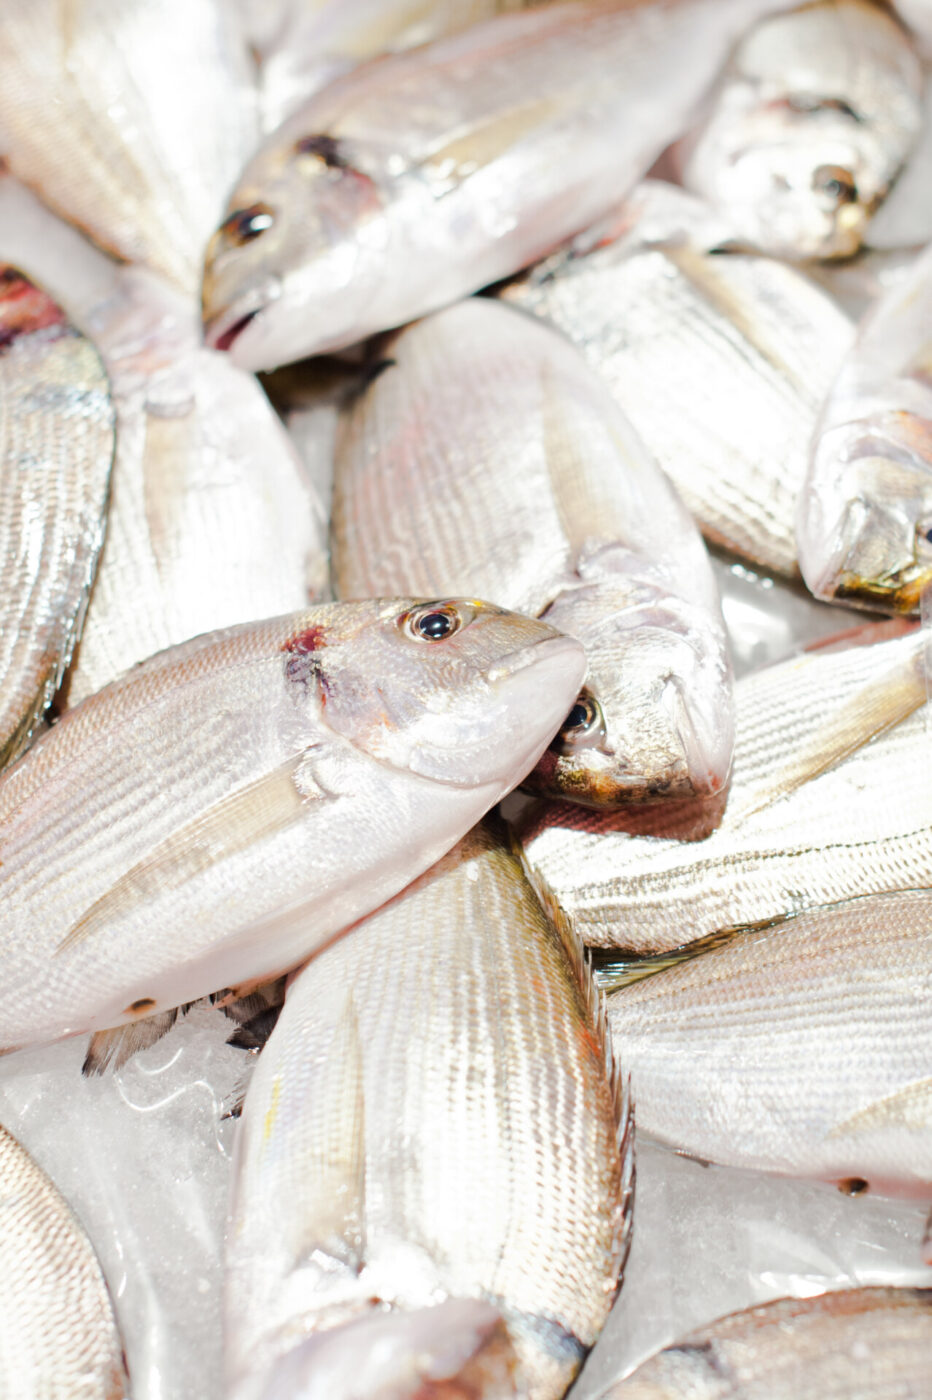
82 1007 181 1076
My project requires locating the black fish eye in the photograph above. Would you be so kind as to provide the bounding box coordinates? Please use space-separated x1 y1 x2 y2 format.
220 203 276 246
812 165 858 204
402 604 462 642
551 691 605 752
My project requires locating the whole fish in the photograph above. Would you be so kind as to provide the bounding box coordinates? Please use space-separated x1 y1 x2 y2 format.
0 178 328 704
602 1289 932 1399
799 238 932 614
501 180 854 577
0 599 584 1053
676 0 922 261
520 620 930 951
256 0 576 133
0 1120 128 1398
226 821 634 1400
0 0 258 295
0 264 114 769
202 0 803 369
332 298 734 807
601 886 932 1190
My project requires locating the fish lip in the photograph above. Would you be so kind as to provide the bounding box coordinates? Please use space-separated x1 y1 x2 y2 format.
208 307 259 353
202 279 281 354
486 631 585 685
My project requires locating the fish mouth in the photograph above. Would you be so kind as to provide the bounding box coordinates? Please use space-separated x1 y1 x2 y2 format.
203 278 281 355
207 307 259 353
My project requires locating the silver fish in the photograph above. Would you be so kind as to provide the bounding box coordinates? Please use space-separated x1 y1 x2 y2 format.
799 237 932 614
225 821 633 1400
520 619 931 952
0 264 114 768
0 0 258 295
0 599 584 1052
602 886 932 1191
0 1120 128 1399
602 1289 932 1399
202 0 803 369
676 0 923 261
501 179 854 577
865 72 932 252
331 298 734 807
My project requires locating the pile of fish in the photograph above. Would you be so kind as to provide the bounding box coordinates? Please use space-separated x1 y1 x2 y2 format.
0 0 930 1396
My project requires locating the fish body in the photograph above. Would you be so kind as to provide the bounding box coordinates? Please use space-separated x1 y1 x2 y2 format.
603 887 932 1190
0 599 584 1051
501 180 854 577
0 1121 128 1399
0 264 114 768
521 620 931 951
799 238 932 614
226 821 633 1400
865 75 932 252
332 298 734 807
256 0 574 133
677 0 922 261
0 0 258 294
203 0 803 368
603 1289 932 1398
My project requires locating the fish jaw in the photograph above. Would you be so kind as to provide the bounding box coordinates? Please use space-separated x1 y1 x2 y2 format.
528 576 734 808
231 1300 524 1400
310 599 586 790
798 416 932 614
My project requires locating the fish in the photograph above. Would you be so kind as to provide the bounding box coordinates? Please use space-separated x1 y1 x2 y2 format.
601 886 932 1191
331 298 734 807
255 0 579 134
675 0 923 261
896 0 932 55
0 262 114 770
500 179 854 578
0 0 258 296
0 598 585 1053
225 820 634 1400
865 73 932 252
0 1119 128 1398
202 0 805 369
0 177 328 703
519 619 931 952
798 237 932 614
601 1289 932 1398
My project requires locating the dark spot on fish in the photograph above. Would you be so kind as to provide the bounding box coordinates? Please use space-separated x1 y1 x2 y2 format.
294 133 350 169
218 203 276 246
837 1176 870 1196
125 998 156 1015
502 1308 587 1366
283 624 330 699
212 308 259 353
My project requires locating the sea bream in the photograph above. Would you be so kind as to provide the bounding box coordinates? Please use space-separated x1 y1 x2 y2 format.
598 885 932 1192
520 619 931 951
500 180 854 577
0 263 114 770
602 1289 932 1399
202 0 807 369
331 298 734 808
799 237 932 613
0 599 584 1053
0 0 258 296
226 821 633 1400
0 1121 128 1399
676 0 922 261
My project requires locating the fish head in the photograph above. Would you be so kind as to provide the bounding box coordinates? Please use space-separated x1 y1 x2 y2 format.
284 598 586 790
524 573 734 807
202 127 391 369
246 1300 523 1400
799 414 932 612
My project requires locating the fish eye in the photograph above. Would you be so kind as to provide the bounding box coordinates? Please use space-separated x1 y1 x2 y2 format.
916 520 932 547
219 203 276 247
551 691 605 752
812 165 858 204
400 603 462 642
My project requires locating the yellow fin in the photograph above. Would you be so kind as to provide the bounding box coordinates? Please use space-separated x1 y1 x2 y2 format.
57 751 328 955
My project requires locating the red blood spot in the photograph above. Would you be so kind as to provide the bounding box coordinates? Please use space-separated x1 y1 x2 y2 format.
0 267 65 348
283 624 327 656
283 625 329 700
